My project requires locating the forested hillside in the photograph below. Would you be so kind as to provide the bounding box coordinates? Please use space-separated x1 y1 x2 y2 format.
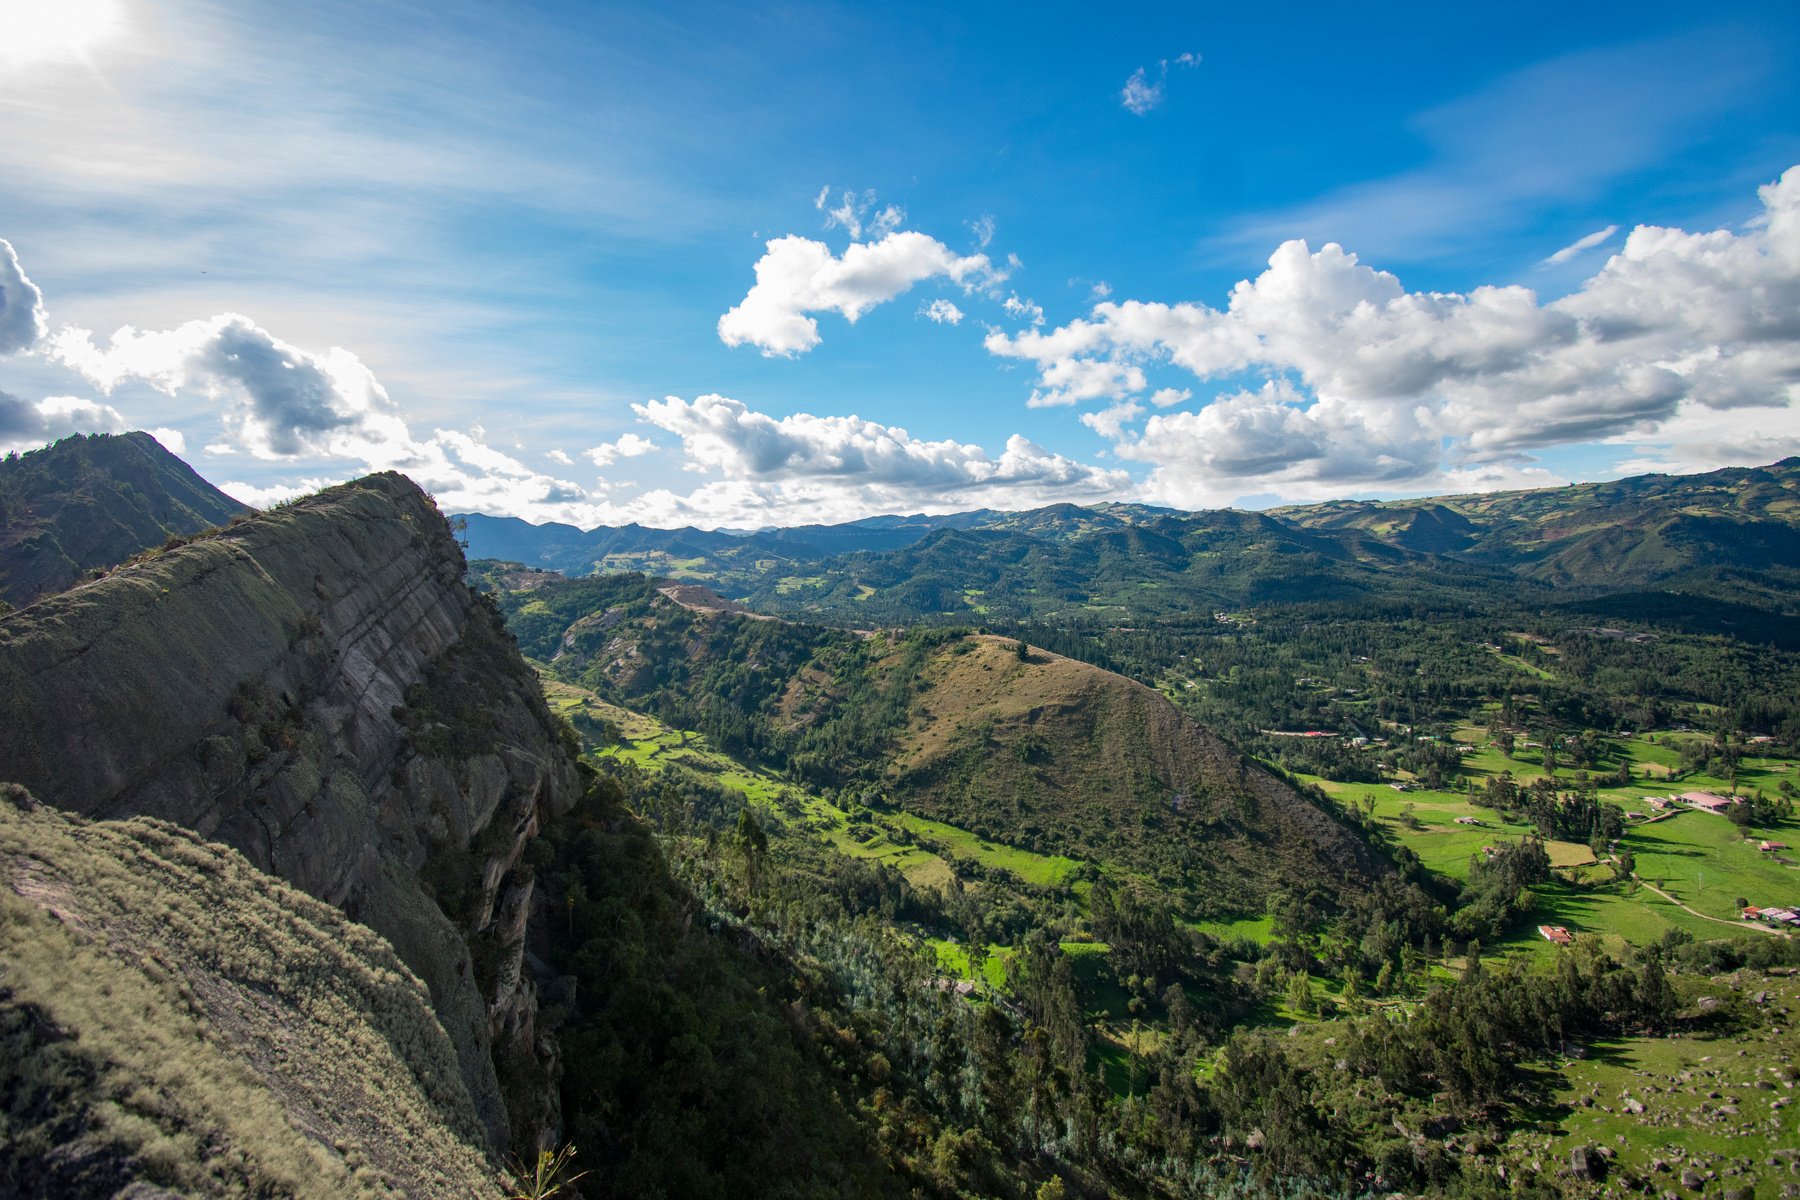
457 459 1800 628
5 443 1799 1199
470 558 1800 1198
0 431 249 608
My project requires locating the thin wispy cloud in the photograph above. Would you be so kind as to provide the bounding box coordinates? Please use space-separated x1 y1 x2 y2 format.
815 187 904 241
1209 33 1767 263
1120 52 1200 115
1541 224 1619 266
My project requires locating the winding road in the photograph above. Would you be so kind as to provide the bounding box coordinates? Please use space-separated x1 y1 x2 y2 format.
1630 873 1791 936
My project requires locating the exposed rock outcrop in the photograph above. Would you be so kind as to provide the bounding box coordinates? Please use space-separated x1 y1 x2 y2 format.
0 473 580 1153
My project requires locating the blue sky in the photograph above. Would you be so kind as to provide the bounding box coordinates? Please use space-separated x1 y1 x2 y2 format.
1 0 1798 525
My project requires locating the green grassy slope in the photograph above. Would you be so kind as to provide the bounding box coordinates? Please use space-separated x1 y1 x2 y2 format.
0 786 502 1199
484 569 1390 920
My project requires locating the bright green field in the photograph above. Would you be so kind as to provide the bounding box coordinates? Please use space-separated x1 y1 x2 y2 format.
559 672 1088 901
889 812 1081 887
1303 760 1799 960
1308 775 1574 879
926 938 1009 989
1624 810 1800 921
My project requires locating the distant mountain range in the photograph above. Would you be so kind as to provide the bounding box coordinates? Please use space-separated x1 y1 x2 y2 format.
457 458 1800 626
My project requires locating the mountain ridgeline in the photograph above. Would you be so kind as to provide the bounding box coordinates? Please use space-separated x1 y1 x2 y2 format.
457 457 1800 628
9 434 1800 1200
0 457 920 1198
0 431 250 609
0 472 581 1166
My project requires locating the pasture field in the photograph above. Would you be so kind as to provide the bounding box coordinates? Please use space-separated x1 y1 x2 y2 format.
550 670 1091 902
1304 750 1800 962
1502 972 1800 1195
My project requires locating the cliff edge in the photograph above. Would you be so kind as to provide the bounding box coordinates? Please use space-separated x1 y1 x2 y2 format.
0 473 580 1153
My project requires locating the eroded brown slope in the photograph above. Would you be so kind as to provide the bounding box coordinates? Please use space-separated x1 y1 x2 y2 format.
878 635 1384 911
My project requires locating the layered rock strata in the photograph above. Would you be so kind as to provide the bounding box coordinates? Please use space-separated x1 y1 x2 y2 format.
0 473 580 1153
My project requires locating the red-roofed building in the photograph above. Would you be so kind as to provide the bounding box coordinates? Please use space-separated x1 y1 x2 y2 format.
1679 791 1732 813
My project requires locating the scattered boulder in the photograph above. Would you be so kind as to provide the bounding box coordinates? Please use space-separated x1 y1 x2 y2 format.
1571 1144 1608 1181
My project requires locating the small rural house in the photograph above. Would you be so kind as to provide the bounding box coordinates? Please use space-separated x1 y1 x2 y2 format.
1679 791 1732 814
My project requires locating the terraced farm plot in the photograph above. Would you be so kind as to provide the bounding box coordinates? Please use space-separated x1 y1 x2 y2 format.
543 670 1085 898
888 812 1082 887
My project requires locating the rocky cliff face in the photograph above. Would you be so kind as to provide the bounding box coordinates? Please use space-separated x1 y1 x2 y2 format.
0 472 580 1153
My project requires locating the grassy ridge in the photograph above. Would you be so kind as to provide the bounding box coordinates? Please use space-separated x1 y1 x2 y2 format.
0 788 500 1199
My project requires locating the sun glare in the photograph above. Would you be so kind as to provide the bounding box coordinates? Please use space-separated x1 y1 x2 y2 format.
0 0 125 72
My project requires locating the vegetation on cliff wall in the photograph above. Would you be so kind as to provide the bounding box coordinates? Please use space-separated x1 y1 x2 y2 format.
0 785 503 1199
0 472 581 1155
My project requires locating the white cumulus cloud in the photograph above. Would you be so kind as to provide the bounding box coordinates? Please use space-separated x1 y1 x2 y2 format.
585 432 657 467
619 393 1129 524
920 298 964 325
0 391 127 452
719 231 1002 356
50 314 410 461
989 165 1800 499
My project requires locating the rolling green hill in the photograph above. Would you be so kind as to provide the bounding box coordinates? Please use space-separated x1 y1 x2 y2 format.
475 567 1387 917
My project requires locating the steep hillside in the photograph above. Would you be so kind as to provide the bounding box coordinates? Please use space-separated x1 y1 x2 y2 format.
0 473 581 1152
874 634 1385 910
480 570 1386 916
0 786 503 1199
0 431 249 608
